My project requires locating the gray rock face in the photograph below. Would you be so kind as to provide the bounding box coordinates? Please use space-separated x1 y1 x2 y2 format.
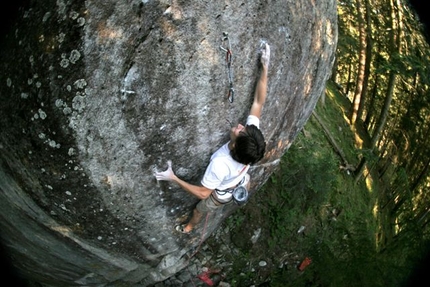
0 0 337 285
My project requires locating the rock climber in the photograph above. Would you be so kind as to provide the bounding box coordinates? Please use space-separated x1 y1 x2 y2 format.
154 42 270 234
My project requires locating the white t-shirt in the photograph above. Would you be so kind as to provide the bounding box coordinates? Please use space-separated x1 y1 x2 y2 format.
201 115 260 202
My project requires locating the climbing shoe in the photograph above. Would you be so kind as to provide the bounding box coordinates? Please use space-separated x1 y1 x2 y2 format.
175 224 191 234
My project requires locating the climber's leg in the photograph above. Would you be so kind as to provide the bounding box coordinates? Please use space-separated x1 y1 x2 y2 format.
183 208 203 233
180 195 221 233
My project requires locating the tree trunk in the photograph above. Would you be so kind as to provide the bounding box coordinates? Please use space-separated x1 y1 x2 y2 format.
370 0 402 148
356 0 373 123
350 0 367 125
345 51 354 97
331 52 339 83
363 61 380 130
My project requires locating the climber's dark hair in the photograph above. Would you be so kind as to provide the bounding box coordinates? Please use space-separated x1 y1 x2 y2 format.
230 124 266 165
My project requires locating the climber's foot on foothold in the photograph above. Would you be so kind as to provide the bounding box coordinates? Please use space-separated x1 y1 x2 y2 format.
175 224 192 234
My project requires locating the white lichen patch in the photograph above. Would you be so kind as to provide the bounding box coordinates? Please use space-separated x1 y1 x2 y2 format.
38 108 47 119
55 99 64 107
77 17 85 27
38 130 62 149
6 78 12 87
57 32 65 43
72 95 86 113
68 114 79 129
21 93 29 99
59 204 69 211
48 140 60 149
42 12 51 23
56 0 67 19
69 50 81 64
63 106 72 115
69 11 79 20
74 79 87 89
60 58 69 68
68 148 75 156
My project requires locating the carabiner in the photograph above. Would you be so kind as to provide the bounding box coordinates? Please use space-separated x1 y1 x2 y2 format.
221 32 235 104
228 87 234 103
226 49 232 67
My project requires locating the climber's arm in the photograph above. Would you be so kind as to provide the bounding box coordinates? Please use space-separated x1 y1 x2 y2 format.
153 161 213 199
250 43 270 119
170 176 213 200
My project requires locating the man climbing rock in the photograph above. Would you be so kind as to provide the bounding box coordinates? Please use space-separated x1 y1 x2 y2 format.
154 42 270 234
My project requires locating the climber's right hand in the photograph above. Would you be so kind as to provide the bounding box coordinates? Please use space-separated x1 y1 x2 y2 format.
154 160 176 181
260 43 270 68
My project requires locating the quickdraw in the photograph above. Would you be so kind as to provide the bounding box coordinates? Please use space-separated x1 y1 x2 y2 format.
220 32 234 103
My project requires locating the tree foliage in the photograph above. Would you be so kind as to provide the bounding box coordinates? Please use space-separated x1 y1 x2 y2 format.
335 0 430 267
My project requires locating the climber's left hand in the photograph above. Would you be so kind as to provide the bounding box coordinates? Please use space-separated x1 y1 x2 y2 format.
154 160 176 181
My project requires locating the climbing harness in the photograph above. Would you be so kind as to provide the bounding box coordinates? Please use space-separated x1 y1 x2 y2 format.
214 175 250 206
220 32 235 103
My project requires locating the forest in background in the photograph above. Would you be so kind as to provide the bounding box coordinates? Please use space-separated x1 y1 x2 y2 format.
332 0 430 253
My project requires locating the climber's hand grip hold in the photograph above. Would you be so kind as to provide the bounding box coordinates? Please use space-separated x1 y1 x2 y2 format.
154 160 175 181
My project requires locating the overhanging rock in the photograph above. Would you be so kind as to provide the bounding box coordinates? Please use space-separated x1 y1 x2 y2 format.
0 0 337 285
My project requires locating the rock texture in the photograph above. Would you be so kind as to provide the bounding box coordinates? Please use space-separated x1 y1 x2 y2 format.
0 0 337 285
